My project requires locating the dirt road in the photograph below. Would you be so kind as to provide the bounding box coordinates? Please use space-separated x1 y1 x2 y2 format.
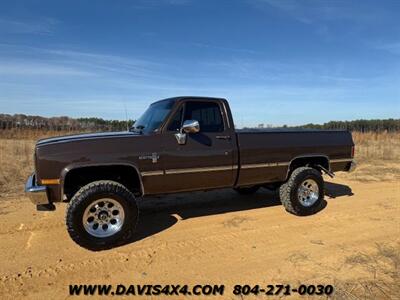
0 176 399 299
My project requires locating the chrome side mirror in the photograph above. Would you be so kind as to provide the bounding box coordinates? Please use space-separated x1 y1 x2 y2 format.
182 120 200 133
175 132 186 145
174 120 200 145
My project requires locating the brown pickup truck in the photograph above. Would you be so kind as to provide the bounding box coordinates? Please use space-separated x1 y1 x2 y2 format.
26 96 356 250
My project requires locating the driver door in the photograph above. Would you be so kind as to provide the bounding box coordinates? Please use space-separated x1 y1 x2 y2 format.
161 100 235 193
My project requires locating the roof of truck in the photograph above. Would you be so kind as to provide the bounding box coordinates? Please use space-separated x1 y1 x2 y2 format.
152 96 226 104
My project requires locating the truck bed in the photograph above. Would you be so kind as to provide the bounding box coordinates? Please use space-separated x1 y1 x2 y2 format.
235 129 354 186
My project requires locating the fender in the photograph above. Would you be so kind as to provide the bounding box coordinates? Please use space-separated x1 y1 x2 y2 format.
284 154 330 181
59 162 145 200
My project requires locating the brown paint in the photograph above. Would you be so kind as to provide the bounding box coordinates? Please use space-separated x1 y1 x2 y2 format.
32 97 354 203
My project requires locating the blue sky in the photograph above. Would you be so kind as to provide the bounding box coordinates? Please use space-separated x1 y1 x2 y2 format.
0 0 399 127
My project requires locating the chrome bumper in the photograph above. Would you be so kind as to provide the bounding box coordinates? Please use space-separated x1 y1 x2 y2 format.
348 160 357 172
25 173 49 205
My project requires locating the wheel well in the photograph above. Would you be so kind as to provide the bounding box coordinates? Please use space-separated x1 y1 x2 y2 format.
63 165 142 201
286 156 329 180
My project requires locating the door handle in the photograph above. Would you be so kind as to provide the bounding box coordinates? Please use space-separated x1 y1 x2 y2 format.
216 135 231 140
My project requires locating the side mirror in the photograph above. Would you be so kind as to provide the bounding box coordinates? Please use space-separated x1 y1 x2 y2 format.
182 120 200 133
175 120 200 145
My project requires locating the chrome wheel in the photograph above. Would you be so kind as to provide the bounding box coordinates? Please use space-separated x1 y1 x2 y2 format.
297 179 319 207
82 198 125 238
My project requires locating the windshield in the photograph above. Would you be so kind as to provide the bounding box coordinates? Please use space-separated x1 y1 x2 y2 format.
133 99 175 134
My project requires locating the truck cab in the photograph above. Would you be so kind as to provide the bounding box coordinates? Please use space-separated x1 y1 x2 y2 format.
144 97 238 194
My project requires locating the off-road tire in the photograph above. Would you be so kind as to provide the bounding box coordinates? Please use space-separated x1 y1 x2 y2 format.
66 180 138 251
279 167 324 216
234 186 260 195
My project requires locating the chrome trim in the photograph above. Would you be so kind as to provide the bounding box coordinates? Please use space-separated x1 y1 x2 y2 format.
165 165 234 175
298 179 319 207
175 132 187 145
82 198 125 238
330 158 353 163
144 164 244 176
139 153 159 163
216 135 231 140
143 157 353 178
141 170 164 176
182 120 200 134
241 162 290 169
25 173 49 205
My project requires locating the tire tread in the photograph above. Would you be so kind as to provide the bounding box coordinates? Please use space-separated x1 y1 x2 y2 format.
279 167 324 216
66 180 138 251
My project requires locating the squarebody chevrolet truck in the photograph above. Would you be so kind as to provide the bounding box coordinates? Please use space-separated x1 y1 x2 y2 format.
26 96 356 250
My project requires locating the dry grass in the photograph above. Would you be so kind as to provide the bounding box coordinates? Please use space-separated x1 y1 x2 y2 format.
0 130 399 197
341 132 400 182
0 128 88 140
0 139 36 197
0 129 90 197
333 242 400 299
352 132 400 162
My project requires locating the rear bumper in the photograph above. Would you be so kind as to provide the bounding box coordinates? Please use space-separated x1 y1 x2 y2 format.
25 173 49 205
347 160 357 172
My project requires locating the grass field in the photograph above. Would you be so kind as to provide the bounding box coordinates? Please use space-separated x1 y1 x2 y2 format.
0 129 399 197
0 129 399 300
351 131 400 162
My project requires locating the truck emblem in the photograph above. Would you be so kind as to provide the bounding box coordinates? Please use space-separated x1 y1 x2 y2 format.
139 153 160 163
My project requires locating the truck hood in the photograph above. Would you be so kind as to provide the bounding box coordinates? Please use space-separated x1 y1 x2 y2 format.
36 131 139 146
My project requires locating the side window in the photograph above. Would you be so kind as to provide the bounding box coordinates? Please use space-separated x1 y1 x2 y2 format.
184 102 224 132
167 106 183 131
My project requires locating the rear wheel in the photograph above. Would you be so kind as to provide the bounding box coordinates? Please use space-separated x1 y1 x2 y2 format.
66 180 138 250
279 167 324 215
234 185 260 195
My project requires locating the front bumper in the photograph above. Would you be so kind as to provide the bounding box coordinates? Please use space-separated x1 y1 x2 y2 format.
25 173 49 205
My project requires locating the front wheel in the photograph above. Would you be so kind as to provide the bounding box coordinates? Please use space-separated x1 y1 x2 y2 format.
279 167 324 216
66 180 138 250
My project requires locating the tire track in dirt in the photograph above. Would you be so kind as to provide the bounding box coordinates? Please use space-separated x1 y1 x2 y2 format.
0 180 399 299
1 214 396 297
0 220 64 235
0 228 244 296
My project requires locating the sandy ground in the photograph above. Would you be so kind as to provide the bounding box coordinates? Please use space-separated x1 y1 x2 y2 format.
0 175 399 299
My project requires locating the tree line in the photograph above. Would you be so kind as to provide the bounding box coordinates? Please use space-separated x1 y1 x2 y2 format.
291 119 400 132
0 114 134 132
242 118 400 132
1 114 399 132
